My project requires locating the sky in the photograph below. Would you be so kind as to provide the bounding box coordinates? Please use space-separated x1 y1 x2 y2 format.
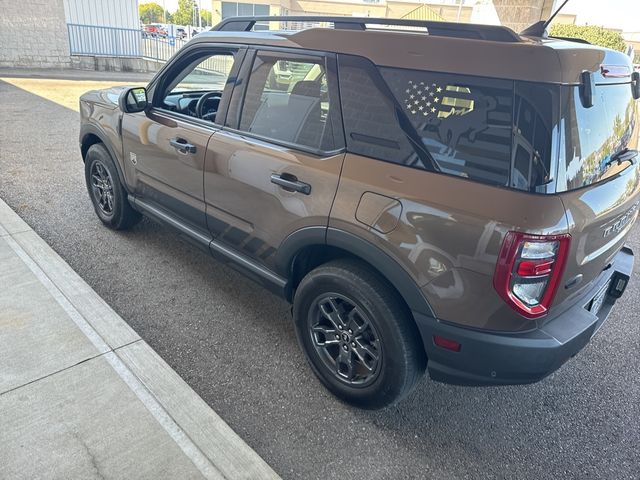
141 0 640 33
561 0 639 33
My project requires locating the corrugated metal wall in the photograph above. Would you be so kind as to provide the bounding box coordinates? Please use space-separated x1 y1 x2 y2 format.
63 0 139 29
63 0 141 56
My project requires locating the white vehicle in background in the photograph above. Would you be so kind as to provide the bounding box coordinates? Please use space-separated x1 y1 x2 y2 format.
176 27 187 39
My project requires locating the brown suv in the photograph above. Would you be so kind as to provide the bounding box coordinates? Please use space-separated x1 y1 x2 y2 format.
79 16 639 409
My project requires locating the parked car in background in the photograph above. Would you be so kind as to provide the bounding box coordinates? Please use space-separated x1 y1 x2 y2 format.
143 23 167 38
176 27 187 40
79 16 639 409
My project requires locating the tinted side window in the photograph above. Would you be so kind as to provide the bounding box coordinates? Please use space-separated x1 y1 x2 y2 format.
562 83 638 190
511 82 556 191
381 67 513 186
237 52 338 151
157 50 238 124
167 54 235 94
337 55 417 165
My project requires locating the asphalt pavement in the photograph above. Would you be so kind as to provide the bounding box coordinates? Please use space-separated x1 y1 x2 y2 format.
1 75 639 479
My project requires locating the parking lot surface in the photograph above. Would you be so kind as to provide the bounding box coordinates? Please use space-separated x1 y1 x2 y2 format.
1 75 639 479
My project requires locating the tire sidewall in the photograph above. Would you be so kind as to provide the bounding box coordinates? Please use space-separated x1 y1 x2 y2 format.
85 145 124 228
294 267 414 409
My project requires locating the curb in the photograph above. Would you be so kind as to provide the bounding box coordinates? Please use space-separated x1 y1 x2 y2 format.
0 198 280 480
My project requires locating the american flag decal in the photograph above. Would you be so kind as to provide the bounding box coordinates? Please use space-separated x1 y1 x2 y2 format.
403 80 475 118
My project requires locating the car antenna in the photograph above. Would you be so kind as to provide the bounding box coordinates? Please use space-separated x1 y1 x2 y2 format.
520 0 571 37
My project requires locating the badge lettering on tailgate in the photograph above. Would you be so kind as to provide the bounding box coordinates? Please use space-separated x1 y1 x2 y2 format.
603 202 638 238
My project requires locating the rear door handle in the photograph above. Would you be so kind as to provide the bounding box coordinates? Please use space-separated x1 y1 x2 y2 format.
270 173 311 195
170 138 197 154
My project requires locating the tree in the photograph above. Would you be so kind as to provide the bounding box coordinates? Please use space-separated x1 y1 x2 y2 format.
172 0 196 26
200 9 212 27
549 24 627 52
139 2 164 24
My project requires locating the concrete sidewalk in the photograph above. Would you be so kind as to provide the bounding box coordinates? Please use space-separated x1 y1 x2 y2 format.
0 198 279 480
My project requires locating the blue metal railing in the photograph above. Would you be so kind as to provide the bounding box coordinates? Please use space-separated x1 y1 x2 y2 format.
141 35 188 62
67 23 142 57
67 23 188 63
66 23 229 75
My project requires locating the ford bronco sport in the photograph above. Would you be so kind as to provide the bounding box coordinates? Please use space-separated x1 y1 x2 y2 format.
79 16 639 409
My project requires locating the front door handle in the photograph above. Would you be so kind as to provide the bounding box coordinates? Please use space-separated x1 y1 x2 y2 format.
270 173 311 195
170 138 197 154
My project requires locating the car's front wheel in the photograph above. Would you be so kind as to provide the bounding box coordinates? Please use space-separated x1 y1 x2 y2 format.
293 259 426 409
85 143 140 230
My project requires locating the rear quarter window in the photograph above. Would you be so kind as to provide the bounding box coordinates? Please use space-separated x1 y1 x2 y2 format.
338 55 557 192
380 67 514 186
337 55 417 165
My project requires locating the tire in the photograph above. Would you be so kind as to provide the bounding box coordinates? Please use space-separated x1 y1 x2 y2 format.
84 143 141 230
293 259 426 409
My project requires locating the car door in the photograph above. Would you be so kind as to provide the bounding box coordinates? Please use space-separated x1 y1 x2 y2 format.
121 45 243 233
203 48 345 269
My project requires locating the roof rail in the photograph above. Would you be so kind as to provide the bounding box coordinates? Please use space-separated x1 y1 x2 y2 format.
211 16 522 43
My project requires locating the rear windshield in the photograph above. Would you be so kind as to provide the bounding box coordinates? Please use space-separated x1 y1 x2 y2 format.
561 83 638 190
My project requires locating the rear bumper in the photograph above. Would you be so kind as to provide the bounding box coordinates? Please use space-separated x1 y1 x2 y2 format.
415 246 634 386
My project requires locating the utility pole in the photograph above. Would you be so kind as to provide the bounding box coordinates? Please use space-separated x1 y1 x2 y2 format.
456 0 463 22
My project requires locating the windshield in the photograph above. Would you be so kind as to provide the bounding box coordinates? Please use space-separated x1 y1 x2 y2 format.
561 83 639 190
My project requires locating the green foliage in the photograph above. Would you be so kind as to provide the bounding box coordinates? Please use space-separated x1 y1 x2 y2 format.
549 24 627 52
171 0 211 27
200 9 212 27
172 0 196 26
139 2 164 24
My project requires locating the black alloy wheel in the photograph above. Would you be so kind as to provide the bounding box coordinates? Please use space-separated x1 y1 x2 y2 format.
293 259 426 409
308 293 382 387
90 160 115 217
84 143 141 230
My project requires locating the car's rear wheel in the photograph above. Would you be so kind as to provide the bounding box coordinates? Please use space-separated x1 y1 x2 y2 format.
293 259 426 409
85 143 140 230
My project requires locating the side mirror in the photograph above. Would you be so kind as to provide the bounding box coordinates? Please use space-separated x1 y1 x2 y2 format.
632 71 640 100
119 87 148 113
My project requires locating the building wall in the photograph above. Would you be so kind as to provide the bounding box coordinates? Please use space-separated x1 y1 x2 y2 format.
0 0 71 68
63 0 141 58
554 13 577 25
211 0 473 25
63 0 139 29
491 0 554 32
417 2 472 23
0 0 139 69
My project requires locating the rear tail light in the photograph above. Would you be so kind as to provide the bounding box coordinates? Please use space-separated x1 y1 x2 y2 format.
493 232 571 319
